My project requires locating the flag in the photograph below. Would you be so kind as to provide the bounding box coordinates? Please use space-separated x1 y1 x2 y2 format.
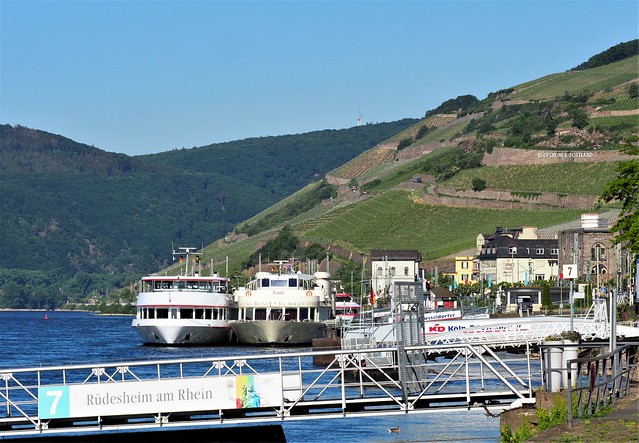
179 256 184 263
525 272 529 285
488 274 492 288
370 287 376 306
453 276 457 290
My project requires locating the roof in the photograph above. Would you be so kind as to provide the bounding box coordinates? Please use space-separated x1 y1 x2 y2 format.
370 250 422 261
479 236 558 259
430 287 457 298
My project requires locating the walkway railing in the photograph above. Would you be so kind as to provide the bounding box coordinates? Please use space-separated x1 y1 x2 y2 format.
565 342 638 427
1 343 537 438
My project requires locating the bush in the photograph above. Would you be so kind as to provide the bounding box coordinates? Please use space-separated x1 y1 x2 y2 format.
472 178 486 192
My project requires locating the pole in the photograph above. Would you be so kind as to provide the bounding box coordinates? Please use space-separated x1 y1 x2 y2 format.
570 233 578 330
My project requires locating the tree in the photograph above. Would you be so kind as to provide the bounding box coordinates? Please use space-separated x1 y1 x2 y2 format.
628 82 639 98
570 108 589 129
598 145 639 253
541 281 552 309
472 178 487 192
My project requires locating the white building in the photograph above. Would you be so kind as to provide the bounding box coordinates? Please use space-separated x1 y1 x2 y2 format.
370 250 422 299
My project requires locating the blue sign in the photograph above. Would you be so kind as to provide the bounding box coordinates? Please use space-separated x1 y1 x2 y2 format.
38 386 70 419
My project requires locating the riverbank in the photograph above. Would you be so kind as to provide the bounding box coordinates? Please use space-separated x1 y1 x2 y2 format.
525 381 639 442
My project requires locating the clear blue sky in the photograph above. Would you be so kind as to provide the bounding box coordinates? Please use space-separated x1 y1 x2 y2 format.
1 0 637 156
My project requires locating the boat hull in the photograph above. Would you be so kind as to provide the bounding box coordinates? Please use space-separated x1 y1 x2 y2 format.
231 320 326 345
132 319 230 345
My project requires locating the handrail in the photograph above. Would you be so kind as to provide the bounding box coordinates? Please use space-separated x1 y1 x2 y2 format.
565 342 638 427
1 343 537 437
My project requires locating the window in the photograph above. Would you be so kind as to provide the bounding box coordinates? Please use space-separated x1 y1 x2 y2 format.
180 308 193 319
404 267 410 276
461 261 469 269
550 248 558 255
390 267 396 276
377 266 383 277
536 248 544 254
535 274 545 281
509 247 517 255
591 244 606 261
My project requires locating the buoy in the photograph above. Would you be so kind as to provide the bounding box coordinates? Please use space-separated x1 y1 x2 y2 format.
44 314 49 320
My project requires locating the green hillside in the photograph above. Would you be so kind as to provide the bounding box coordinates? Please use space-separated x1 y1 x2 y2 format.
1 41 637 309
0 120 417 308
302 190 584 259
510 55 638 100
198 44 637 281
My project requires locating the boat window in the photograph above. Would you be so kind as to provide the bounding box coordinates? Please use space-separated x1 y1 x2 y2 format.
288 278 297 287
169 308 177 319
271 279 287 287
260 278 270 287
285 308 297 321
187 281 199 289
147 309 155 319
269 308 283 320
299 308 309 321
157 309 169 319
254 309 267 321
194 309 204 319
181 308 193 319
177 281 186 289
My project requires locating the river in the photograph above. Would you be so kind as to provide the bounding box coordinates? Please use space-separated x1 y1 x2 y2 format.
0 310 501 442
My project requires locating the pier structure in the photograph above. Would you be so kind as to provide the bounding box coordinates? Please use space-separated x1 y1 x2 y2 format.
1 341 537 440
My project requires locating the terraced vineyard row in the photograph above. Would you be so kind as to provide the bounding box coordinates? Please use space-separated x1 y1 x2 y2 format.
424 114 457 127
591 114 639 129
442 162 620 195
511 56 638 100
600 97 639 111
303 190 583 260
332 146 396 179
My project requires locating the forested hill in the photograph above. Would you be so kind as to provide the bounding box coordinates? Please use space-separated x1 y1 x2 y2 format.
0 119 418 308
571 39 638 71
0 124 150 174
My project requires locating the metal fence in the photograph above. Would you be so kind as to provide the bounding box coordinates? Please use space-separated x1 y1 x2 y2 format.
1 343 537 438
565 342 638 427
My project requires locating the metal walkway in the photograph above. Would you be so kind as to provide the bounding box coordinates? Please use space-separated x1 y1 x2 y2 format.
1 343 536 440
342 298 639 351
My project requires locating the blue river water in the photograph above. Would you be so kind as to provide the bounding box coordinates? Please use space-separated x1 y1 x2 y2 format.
0 310 501 442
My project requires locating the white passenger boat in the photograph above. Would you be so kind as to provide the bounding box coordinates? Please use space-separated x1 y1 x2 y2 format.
131 248 234 345
230 260 333 345
334 292 361 325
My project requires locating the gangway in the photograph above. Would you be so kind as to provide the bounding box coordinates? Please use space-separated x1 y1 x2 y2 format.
0 343 536 440
343 298 639 351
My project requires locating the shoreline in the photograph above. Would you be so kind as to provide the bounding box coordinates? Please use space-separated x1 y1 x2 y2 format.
0 308 135 316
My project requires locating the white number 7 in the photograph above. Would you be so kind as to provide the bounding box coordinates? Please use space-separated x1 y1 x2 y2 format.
46 390 63 415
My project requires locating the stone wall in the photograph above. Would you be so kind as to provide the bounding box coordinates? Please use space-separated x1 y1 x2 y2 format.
482 148 628 166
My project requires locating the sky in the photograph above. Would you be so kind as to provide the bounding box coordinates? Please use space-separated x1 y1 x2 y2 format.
1 0 637 156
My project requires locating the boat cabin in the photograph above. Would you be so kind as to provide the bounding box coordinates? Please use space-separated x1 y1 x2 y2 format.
141 276 228 293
